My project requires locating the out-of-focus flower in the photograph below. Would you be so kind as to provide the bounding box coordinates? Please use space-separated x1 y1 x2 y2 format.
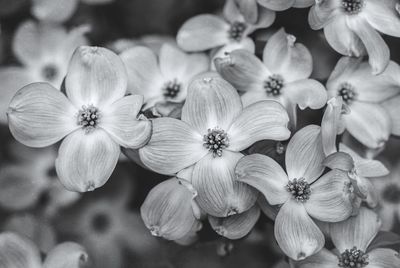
139 72 290 217
326 57 400 149
7 46 151 192
141 177 202 242
0 144 80 213
58 171 160 268
177 0 275 56
371 162 400 231
31 0 114 23
235 125 355 260
308 0 400 74
0 231 89 268
215 28 327 126
234 0 314 24
3 213 56 253
120 43 209 111
0 20 89 124
295 207 400 268
108 35 176 54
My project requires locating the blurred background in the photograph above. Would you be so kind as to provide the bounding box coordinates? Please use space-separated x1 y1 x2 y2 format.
1 0 400 267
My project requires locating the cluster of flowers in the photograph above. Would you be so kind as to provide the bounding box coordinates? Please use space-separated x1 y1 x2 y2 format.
1 0 400 267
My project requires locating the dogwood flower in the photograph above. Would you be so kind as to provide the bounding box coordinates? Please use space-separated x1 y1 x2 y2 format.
0 20 88 124
139 72 290 217
371 162 400 231
0 231 89 268
235 125 355 260
308 0 400 74
32 0 114 23
215 28 327 125
326 57 400 149
7 46 151 192
295 207 400 268
119 43 209 110
177 0 275 56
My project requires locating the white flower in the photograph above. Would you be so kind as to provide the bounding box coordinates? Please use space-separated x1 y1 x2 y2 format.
7 46 151 192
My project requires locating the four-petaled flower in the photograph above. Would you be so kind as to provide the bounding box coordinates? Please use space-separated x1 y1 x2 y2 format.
308 0 400 74
7 46 152 192
139 72 291 217
236 125 354 260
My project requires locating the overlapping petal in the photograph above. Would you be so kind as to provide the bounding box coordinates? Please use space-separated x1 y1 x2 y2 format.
228 101 290 151
192 151 258 217
383 94 400 136
275 200 324 261
55 129 120 192
101 95 151 149
8 82 78 148
295 248 338 268
285 125 325 183
235 154 289 205
257 0 294 11
305 170 353 222
330 207 381 252
368 248 400 268
321 97 343 156
66 46 127 108
363 0 400 38
177 15 230 52
283 79 327 110
43 242 89 268
209 205 260 240
181 73 242 133
139 118 206 175
308 0 341 30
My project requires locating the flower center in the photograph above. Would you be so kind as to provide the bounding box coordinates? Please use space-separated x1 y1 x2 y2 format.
338 247 369 268
338 83 357 104
382 184 400 204
286 178 311 202
91 213 111 233
41 64 58 81
342 0 364 14
163 79 181 99
77 105 101 133
264 74 284 96
229 21 247 41
203 128 229 157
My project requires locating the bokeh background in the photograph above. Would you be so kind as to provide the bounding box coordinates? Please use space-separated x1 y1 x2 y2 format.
1 1 400 267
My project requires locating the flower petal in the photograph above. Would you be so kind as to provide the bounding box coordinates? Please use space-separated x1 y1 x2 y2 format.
235 154 290 205
322 152 354 171
0 232 41 268
263 28 313 82
324 16 365 57
345 102 391 149
181 73 242 133
192 151 258 217
339 143 389 177
257 0 294 11
228 100 290 151
295 248 339 268
177 14 230 52
293 0 314 8
43 242 89 268
233 0 258 24
330 207 381 252
305 169 353 222
286 125 325 183
209 205 260 240
308 0 340 30
66 46 127 108
141 178 198 241
101 95 151 149
214 49 269 92
275 200 324 261
368 248 400 268
32 0 78 23
347 18 390 75
8 82 78 148
321 97 344 156
0 67 33 124
363 0 400 38
139 118 206 175
55 129 120 192
284 79 327 110
383 94 400 136
119 46 164 105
